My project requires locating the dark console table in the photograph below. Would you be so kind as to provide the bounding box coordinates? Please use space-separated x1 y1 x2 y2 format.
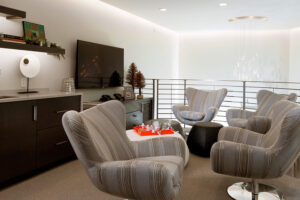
83 98 153 130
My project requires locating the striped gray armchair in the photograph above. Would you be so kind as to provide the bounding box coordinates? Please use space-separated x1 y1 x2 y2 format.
227 90 297 134
172 88 227 126
211 100 300 200
62 100 186 200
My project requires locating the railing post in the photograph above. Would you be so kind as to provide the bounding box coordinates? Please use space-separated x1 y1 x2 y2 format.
156 79 159 119
184 79 187 105
243 81 246 110
152 79 156 119
183 79 187 128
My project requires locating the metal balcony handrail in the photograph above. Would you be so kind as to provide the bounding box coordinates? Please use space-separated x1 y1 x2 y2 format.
137 79 300 126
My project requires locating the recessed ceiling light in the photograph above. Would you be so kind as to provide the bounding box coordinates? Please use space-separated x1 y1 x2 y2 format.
228 16 269 22
159 8 167 12
219 3 228 7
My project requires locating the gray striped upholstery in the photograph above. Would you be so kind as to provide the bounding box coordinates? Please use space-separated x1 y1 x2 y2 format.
227 90 297 133
179 111 205 121
62 100 186 200
212 100 300 179
172 88 227 125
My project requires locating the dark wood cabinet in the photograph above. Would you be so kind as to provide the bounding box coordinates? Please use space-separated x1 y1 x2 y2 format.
0 101 36 184
0 95 81 185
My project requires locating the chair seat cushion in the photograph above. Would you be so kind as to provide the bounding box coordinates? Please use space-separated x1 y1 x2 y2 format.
229 118 248 128
138 156 184 186
179 111 205 121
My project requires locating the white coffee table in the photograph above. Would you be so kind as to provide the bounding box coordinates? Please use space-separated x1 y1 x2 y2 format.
126 129 189 166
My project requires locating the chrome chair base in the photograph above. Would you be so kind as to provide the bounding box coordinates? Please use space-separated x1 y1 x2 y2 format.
227 182 285 200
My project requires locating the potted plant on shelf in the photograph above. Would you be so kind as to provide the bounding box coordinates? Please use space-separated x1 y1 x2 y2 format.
135 70 145 99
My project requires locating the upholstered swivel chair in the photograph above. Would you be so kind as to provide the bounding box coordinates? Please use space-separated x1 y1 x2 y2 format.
211 100 300 200
62 100 187 200
172 88 227 126
227 90 297 134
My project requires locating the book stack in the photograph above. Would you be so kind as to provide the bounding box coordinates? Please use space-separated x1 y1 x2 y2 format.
2 34 26 44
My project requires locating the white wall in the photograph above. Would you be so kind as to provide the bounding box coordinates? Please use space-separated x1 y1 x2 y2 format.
0 0 178 91
179 31 290 81
289 28 300 82
1 0 299 95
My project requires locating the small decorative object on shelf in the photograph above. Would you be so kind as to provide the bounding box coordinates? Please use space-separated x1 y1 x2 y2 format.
123 86 135 101
49 42 65 59
1 34 25 44
126 62 138 90
23 21 46 45
135 70 145 99
62 78 75 93
0 33 4 41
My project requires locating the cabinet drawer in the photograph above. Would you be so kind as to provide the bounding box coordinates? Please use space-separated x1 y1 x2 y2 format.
126 111 142 130
37 96 81 130
37 126 74 168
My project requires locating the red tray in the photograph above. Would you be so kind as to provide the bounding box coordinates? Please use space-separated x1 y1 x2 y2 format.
133 126 174 136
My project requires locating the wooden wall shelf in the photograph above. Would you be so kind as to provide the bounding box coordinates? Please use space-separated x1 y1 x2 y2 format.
0 5 26 19
0 41 65 54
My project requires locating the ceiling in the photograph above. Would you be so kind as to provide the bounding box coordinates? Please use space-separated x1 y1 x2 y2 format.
100 0 300 32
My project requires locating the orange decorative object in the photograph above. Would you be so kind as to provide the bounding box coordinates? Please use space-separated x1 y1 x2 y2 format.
133 126 174 136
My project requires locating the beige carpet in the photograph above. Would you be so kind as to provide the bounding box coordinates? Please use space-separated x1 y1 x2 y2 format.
1 154 300 200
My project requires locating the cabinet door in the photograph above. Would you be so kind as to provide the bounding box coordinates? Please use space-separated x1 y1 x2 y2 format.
0 101 36 184
142 100 153 122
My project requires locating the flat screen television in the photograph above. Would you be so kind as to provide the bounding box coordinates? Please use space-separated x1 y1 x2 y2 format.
76 40 124 89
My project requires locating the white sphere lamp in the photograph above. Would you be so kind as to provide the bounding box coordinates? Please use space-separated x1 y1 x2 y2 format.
19 55 40 94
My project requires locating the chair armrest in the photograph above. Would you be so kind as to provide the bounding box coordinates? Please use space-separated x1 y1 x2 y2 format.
218 126 263 146
246 116 272 134
172 105 191 123
97 157 183 200
226 109 255 122
172 105 190 112
202 106 218 122
211 141 270 179
131 137 187 166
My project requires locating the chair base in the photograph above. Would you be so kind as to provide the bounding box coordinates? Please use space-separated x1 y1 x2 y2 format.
227 182 285 200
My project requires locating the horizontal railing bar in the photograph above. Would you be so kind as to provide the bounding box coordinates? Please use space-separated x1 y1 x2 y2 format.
158 98 185 100
157 84 185 86
146 78 300 84
186 84 243 88
158 88 185 91
244 86 300 91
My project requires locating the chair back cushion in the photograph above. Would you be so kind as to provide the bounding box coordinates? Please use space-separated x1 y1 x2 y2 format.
256 90 297 116
63 100 135 164
186 88 227 113
62 111 102 169
264 101 300 177
262 100 299 148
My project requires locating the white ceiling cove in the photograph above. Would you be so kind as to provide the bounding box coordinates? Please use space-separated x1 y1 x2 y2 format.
100 0 300 32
